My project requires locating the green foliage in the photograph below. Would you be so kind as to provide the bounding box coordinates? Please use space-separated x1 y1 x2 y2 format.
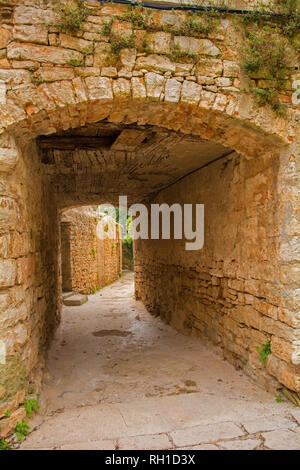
0 439 11 450
171 43 199 64
274 0 300 37
56 0 89 33
24 398 40 418
241 29 289 114
67 57 84 67
3 410 11 419
256 340 272 363
15 420 30 442
121 6 146 29
181 13 216 36
123 216 133 263
111 34 136 56
275 395 283 403
89 286 96 294
242 31 287 75
102 20 113 37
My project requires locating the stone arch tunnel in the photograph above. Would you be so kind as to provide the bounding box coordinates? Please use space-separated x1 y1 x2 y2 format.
0 0 299 437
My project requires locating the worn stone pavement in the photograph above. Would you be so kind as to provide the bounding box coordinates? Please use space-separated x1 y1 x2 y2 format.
20 272 300 450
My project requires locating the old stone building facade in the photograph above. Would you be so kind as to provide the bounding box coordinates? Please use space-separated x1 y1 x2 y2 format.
0 0 299 438
61 207 122 294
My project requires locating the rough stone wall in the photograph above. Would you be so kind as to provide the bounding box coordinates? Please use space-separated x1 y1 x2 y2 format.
0 137 60 437
61 208 122 294
135 149 300 393
97 215 122 289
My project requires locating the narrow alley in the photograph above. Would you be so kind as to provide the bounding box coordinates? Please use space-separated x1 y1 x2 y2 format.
21 273 300 450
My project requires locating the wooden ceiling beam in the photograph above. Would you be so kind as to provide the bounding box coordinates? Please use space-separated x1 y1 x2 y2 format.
37 135 119 150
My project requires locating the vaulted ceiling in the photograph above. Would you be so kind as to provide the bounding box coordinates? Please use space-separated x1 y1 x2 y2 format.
37 121 235 208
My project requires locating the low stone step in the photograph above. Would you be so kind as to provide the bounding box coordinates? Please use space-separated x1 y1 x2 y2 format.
63 294 88 306
62 292 74 301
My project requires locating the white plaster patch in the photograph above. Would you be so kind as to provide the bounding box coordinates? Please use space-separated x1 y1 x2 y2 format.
0 340 6 364
0 81 6 105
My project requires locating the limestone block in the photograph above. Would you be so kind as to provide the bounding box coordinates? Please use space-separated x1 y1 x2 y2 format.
72 77 87 103
101 67 118 78
60 34 94 55
213 93 228 111
197 76 215 85
120 48 136 70
0 390 25 420
13 25 48 44
0 259 17 288
281 367 300 393
174 37 220 57
94 42 111 67
0 81 6 104
199 90 216 109
14 6 55 25
145 72 165 100
0 27 11 49
76 67 101 78
271 336 294 363
63 294 88 306
215 77 232 87
85 76 113 101
0 148 18 172
261 316 294 342
0 197 19 231
223 60 240 78
46 81 76 107
0 69 31 86
181 80 201 105
7 43 84 66
196 58 223 77
131 77 146 99
113 78 131 98
33 67 75 83
0 58 10 69
11 60 39 70
147 32 172 55
0 407 26 438
135 55 176 74
118 68 132 79
111 19 132 37
280 264 300 285
165 78 181 103
174 63 193 74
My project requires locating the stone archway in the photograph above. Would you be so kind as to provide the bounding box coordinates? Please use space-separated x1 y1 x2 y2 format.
0 0 299 437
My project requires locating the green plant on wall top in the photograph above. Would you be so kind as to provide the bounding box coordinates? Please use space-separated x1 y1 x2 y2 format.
56 0 89 33
274 0 300 38
241 28 290 114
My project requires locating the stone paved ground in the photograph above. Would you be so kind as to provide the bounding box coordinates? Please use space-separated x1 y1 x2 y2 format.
20 273 300 450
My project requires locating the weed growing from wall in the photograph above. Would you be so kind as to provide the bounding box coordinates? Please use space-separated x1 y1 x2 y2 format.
239 11 294 115
256 340 272 363
56 0 89 33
